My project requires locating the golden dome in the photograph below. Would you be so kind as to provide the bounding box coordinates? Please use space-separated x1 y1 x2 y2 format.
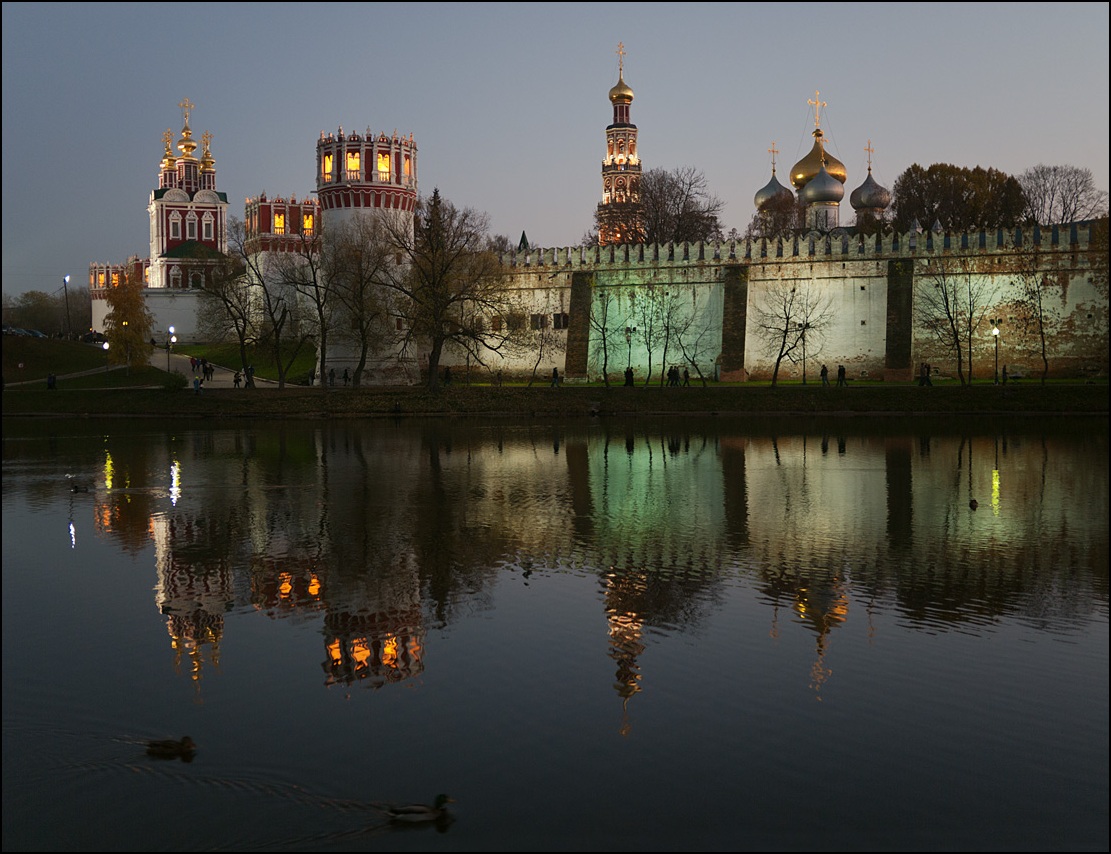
609 73 634 103
790 129 846 190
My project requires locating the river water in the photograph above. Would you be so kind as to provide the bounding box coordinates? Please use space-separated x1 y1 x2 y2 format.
2 415 1107 852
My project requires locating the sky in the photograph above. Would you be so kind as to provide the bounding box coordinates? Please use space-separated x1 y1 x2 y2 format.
3 2 1108 298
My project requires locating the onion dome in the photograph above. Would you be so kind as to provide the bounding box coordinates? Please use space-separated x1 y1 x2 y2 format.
160 129 176 171
790 129 846 190
176 121 197 160
200 131 215 173
608 72 634 104
849 170 891 212
755 171 795 210
800 162 844 204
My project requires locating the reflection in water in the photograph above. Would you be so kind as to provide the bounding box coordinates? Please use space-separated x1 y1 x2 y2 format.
2 416 1107 852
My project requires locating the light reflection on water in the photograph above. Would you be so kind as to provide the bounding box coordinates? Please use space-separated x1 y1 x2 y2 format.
2 416 1107 853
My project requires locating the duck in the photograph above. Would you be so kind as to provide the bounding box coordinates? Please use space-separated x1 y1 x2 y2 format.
146 736 197 761
969 499 979 510
376 794 454 823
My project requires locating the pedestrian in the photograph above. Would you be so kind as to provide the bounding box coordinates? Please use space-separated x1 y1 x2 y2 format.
309 368 315 386
924 363 933 386
246 365 254 386
233 370 241 388
836 364 847 387
820 364 829 387
551 367 560 387
46 373 56 390
683 367 690 387
193 375 202 395
342 368 350 386
624 366 634 387
1002 365 1008 385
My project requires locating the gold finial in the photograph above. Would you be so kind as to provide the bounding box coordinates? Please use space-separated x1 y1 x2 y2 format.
202 131 212 154
865 139 874 172
162 128 174 153
768 141 779 172
808 90 827 130
178 97 195 127
616 41 626 76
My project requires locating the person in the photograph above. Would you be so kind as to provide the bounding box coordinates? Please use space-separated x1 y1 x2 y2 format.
836 364 847 387
820 364 829 387
1002 364 1008 385
329 367 336 387
923 363 932 386
624 366 634 387
308 368 315 386
683 367 690 387
193 375 202 395
246 365 254 386
342 368 350 386
46 373 56 390
233 370 241 389
551 367 560 387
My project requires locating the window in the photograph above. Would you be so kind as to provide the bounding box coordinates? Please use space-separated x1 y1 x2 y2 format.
170 214 181 240
404 155 411 177
170 267 182 289
530 313 549 330
346 151 360 178
377 152 391 180
97 272 106 287
202 215 213 241
508 314 526 331
322 153 333 182
186 213 197 241
111 272 120 287
395 317 404 330
273 213 285 235
553 312 569 330
302 213 314 234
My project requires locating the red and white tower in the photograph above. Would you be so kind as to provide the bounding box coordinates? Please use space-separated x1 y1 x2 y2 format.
597 43 642 246
147 98 229 290
315 126 417 234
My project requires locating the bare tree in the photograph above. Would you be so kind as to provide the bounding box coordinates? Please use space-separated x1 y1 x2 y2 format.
587 287 625 386
1019 164 1108 225
198 218 256 374
325 215 397 386
639 166 724 245
669 287 723 386
522 306 567 387
272 228 331 390
915 255 1000 386
751 281 834 387
378 189 517 390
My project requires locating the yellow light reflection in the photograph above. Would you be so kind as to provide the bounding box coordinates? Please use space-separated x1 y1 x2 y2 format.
103 451 114 491
992 468 1001 516
69 521 76 549
170 461 181 506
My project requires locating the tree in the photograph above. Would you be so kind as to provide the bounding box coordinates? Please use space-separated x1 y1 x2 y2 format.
587 288 625 386
743 193 805 240
751 281 834 387
325 214 397 387
198 218 256 377
891 163 1026 233
915 255 1000 386
1019 164 1108 225
594 199 645 246
1009 240 1057 385
4 290 66 336
638 166 724 245
103 266 154 372
378 189 517 391
668 287 723 386
272 228 329 389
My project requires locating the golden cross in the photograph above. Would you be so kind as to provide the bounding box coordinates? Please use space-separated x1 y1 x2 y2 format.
202 131 212 153
178 97 195 126
768 141 779 170
808 90 826 129
616 42 625 75
162 128 174 151
864 139 874 170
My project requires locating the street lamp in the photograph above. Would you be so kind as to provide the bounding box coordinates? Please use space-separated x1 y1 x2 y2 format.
166 326 176 373
63 275 72 338
625 326 633 368
990 319 1001 384
122 320 129 375
102 341 110 378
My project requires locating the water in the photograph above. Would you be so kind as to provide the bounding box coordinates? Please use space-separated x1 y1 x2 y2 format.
2 415 1107 852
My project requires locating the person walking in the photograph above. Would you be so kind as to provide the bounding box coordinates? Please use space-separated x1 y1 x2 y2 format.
551 367 560 387
233 370 241 389
820 364 829 387
342 368 350 386
624 366 634 387
683 367 690 387
836 364 847 387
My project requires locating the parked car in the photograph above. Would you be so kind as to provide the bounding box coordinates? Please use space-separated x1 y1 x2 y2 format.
82 331 108 344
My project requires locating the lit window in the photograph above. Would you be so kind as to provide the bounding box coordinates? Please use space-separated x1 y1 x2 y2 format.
97 272 106 287
377 152 390 179
302 213 314 234
346 151 360 174
111 272 120 287
274 213 285 235
404 155 411 177
322 153 333 181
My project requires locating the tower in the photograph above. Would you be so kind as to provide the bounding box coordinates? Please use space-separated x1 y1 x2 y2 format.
315 126 418 236
597 43 643 246
849 140 893 225
789 91 847 231
147 98 229 290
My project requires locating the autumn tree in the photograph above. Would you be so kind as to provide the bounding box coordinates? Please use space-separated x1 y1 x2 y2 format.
103 266 154 372
914 255 1000 386
891 163 1026 233
751 281 834 387
378 189 517 390
1018 164 1108 225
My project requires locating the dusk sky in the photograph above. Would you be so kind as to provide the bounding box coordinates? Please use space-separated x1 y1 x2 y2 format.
3 2 1108 299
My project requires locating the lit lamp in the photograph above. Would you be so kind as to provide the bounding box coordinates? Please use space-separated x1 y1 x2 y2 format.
63 275 72 337
625 326 632 368
166 326 176 373
122 320 129 375
990 319 1001 384
102 341 110 377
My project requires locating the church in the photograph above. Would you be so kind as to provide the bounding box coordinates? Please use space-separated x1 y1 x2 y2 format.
89 51 1108 384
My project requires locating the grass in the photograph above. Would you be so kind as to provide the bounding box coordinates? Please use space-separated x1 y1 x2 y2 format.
174 341 317 386
4 334 1108 420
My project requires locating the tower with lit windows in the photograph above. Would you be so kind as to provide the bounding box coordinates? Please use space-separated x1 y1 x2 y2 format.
147 98 229 290
315 126 418 233
597 43 643 246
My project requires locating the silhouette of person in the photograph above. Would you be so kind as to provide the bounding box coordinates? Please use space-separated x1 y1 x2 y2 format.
836 364 847 387
551 367 559 387
683 367 690 386
820 364 829 387
624 366 634 387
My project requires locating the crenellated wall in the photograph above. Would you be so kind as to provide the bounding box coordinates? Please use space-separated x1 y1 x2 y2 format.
451 222 1106 384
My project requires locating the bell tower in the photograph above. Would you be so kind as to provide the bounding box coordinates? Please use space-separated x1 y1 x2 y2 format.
597 43 643 246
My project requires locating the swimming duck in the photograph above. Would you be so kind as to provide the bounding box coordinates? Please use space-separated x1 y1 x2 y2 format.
377 794 454 823
969 499 979 510
146 736 196 761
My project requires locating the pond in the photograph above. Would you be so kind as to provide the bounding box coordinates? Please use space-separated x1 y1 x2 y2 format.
2 415 1107 852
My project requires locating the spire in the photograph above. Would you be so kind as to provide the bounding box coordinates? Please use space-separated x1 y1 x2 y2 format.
176 97 197 160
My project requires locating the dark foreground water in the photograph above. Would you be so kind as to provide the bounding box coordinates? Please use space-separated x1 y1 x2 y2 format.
2 415 1107 852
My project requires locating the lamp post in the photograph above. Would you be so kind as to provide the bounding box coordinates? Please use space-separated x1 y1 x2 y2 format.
63 275 72 338
990 319 1001 384
102 341 110 378
625 326 633 368
122 320 129 375
166 326 176 373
